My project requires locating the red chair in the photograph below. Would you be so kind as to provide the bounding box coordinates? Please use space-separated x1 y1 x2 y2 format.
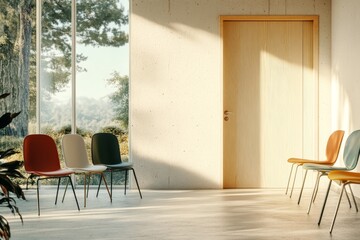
23 134 80 215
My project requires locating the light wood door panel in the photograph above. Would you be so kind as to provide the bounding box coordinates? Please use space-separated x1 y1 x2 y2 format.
223 17 318 188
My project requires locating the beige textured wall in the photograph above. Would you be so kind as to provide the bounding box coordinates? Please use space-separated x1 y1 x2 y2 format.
331 0 360 138
130 0 331 189
331 0 360 195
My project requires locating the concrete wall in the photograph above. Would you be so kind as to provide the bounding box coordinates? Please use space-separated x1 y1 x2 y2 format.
331 0 360 195
130 0 331 189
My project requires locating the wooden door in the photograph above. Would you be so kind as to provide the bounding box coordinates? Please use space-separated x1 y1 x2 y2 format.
222 16 318 188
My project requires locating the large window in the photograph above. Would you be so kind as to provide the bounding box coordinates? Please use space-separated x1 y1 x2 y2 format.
39 0 129 134
0 0 129 185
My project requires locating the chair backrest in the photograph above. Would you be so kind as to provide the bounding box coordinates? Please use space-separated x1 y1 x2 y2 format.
91 133 122 165
343 130 360 170
23 134 61 172
62 134 91 169
325 130 345 164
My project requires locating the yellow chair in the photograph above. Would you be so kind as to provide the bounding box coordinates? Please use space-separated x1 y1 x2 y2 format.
327 170 360 234
286 130 344 203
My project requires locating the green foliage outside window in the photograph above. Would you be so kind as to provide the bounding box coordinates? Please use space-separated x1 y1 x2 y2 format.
1 0 130 190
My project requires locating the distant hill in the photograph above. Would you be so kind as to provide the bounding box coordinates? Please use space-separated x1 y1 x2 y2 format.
40 96 117 133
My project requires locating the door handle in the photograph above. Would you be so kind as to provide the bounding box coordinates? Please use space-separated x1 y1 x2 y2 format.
224 110 233 116
224 110 232 121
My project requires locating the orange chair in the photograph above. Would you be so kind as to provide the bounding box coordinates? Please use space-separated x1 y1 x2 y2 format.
286 130 344 203
23 134 80 215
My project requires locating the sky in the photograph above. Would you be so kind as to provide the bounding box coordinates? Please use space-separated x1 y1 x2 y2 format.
52 0 129 102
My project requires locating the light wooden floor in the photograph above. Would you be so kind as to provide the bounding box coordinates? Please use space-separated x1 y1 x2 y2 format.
7 187 360 239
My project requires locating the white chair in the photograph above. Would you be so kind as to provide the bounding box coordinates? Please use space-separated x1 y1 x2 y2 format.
62 134 110 207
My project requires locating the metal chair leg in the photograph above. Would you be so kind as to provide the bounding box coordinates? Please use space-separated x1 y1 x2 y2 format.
36 176 79 215
110 170 113 202
286 164 295 195
132 168 142 199
83 174 87 208
330 183 346 234
67 176 80 211
55 178 61 205
348 184 358 212
124 170 128 195
308 172 321 214
313 172 327 203
344 187 352 209
101 173 111 199
96 174 103 197
298 169 308 204
86 174 90 198
95 173 111 201
290 165 300 198
37 178 41 216
62 179 70 203
318 180 332 225
26 174 35 190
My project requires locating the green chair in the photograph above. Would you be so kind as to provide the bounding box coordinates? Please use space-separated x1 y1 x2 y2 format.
91 133 142 201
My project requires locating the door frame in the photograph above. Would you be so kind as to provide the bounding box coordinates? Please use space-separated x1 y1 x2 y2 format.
220 15 319 188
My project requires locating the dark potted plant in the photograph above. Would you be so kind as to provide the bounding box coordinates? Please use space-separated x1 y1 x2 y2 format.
0 93 25 240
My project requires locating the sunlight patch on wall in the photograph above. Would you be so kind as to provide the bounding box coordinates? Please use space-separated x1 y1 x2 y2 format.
331 65 351 133
259 49 305 187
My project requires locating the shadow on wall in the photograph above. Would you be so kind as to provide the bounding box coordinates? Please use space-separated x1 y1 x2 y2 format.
130 154 220 190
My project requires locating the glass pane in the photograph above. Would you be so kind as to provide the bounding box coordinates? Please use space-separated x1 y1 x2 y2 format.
40 0 72 184
0 1 35 184
75 0 129 185
40 0 72 133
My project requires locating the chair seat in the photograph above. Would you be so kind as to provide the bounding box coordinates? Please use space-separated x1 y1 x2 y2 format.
302 163 348 171
106 162 133 169
69 164 107 173
287 158 329 164
328 170 360 182
28 169 75 177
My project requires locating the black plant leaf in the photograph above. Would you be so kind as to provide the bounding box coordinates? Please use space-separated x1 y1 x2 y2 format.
0 92 24 238
0 159 22 170
0 93 10 100
0 112 21 129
